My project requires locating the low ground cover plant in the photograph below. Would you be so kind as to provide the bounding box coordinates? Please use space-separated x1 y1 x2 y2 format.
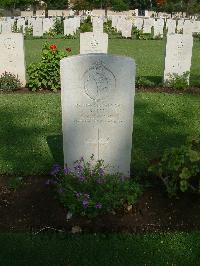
0 72 21 91
149 136 200 197
164 72 190 89
27 43 71 91
48 156 142 218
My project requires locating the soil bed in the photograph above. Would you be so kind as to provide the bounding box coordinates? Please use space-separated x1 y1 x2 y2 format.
0 175 199 234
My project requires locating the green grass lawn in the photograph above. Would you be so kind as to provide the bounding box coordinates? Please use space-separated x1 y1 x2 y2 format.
0 232 199 265
0 92 199 175
25 38 200 86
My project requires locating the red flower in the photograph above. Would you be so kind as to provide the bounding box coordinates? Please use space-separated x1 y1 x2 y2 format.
66 47 72 52
50 44 57 50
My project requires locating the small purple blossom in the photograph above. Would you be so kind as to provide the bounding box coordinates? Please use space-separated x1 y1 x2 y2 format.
79 175 86 182
64 167 72 175
95 203 102 209
99 168 105 176
76 192 82 198
50 164 61 176
82 199 89 208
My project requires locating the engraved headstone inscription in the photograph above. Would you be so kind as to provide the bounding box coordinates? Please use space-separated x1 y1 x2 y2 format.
61 54 136 175
80 32 108 54
0 33 26 86
164 34 193 83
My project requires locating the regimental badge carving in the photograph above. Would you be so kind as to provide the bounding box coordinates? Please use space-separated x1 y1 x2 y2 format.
3 38 16 50
83 61 116 101
90 39 99 49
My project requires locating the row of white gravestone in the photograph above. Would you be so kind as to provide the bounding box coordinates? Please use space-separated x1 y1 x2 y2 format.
0 17 81 36
0 32 194 87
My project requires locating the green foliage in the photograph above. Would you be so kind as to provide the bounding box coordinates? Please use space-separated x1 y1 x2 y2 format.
79 16 92 33
136 76 156 87
149 137 200 197
52 18 64 35
8 176 24 190
0 72 21 91
132 27 152 40
165 72 190 90
27 43 67 91
24 26 33 37
104 20 121 38
48 156 142 218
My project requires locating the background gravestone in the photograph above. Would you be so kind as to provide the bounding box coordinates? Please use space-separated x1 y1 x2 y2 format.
164 33 193 82
80 32 108 54
61 54 136 176
0 33 26 86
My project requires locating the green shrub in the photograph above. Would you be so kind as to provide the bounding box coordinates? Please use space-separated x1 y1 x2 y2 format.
164 72 190 90
52 18 64 35
149 137 200 198
104 20 121 39
47 156 142 218
0 72 21 91
132 28 152 40
136 76 155 87
79 16 92 32
27 43 69 91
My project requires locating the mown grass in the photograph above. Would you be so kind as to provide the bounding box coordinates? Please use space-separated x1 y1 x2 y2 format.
25 38 200 86
0 93 199 175
0 232 199 265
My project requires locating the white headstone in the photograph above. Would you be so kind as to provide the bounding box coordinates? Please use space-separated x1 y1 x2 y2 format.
93 17 104 33
61 54 136 175
164 34 193 83
166 19 176 34
143 18 153 33
0 33 26 86
64 18 76 36
33 18 43 36
1 21 12 33
43 18 54 34
154 19 164 37
80 32 108 54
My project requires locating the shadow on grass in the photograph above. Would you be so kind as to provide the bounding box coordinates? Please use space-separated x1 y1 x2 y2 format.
46 135 64 165
190 74 200 87
131 97 190 176
0 94 197 175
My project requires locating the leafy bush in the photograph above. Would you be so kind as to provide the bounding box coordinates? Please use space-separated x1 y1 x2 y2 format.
136 76 156 88
27 43 69 91
79 16 92 33
48 156 142 218
132 28 152 40
104 20 121 39
52 18 64 35
164 72 190 90
149 137 200 197
0 72 21 91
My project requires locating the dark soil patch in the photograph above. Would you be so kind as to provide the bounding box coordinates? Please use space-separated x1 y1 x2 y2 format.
0 175 199 234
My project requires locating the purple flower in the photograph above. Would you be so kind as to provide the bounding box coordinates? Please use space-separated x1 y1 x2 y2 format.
82 199 89 208
79 175 86 182
99 168 105 176
50 164 61 176
64 167 71 175
95 203 102 209
76 192 82 198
